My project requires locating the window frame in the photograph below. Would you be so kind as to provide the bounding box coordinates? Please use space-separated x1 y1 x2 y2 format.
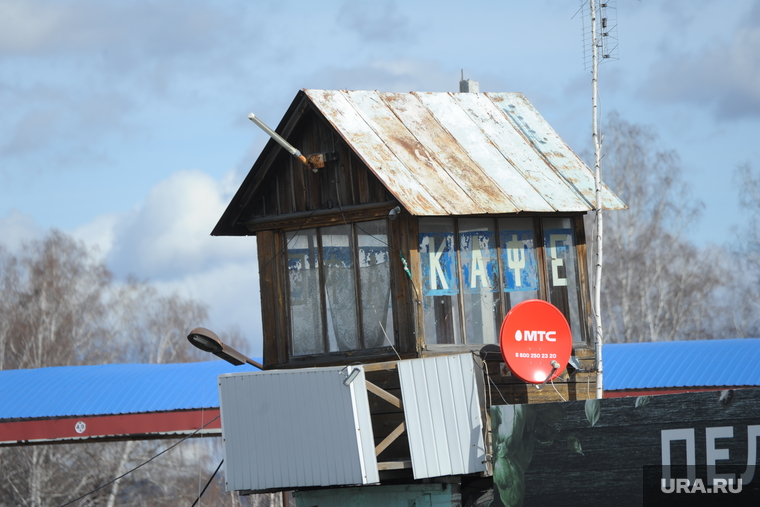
418 214 591 350
282 218 399 362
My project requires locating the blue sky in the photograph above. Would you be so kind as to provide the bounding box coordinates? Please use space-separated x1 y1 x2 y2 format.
1 0 759 356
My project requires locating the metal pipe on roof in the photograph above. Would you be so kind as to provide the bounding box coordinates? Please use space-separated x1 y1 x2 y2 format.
248 113 310 168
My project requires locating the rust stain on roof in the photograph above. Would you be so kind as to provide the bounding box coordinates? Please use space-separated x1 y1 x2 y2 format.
304 90 625 215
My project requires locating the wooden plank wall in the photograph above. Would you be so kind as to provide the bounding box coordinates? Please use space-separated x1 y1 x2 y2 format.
257 229 288 366
249 109 393 220
483 348 597 404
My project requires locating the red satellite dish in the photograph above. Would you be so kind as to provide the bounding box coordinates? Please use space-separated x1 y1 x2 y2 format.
499 299 572 384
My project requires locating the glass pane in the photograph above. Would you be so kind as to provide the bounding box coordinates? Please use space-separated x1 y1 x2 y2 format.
287 229 324 355
459 218 500 344
357 220 394 349
498 217 540 311
419 218 461 345
542 217 583 342
321 224 359 352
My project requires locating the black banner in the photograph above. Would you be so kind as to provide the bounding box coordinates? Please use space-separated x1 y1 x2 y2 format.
491 389 760 506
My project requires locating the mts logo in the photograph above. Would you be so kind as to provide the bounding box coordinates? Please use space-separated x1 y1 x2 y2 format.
514 330 557 342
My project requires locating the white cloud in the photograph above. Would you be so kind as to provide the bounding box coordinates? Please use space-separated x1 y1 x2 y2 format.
0 0 267 169
76 168 263 352
0 0 244 57
0 209 44 253
72 213 121 261
337 0 415 44
103 169 256 279
0 0 69 54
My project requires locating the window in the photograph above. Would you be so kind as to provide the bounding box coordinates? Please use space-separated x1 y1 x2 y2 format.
286 219 394 356
542 217 584 344
418 216 587 346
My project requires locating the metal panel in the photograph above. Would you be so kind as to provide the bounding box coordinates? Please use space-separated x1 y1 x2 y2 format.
379 92 516 214
218 89 627 235
487 92 626 210
306 90 447 216
415 91 553 212
218 366 378 492
294 483 456 507
398 353 486 479
454 92 590 212
342 90 484 215
304 90 624 215
605 339 760 391
0 361 257 420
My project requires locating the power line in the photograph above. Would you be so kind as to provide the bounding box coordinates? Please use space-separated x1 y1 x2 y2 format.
190 459 224 507
57 415 220 507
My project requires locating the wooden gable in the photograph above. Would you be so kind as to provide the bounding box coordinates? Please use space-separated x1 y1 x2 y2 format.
213 91 394 237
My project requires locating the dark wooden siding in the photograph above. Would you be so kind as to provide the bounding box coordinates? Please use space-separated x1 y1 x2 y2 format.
482 347 597 404
257 229 288 366
246 108 394 223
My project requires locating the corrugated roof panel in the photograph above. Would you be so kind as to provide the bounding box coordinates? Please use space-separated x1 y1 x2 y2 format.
342 90 484 215
487 93 626 210
453 92 591 212
0 361 257 420
414 92 553 212
379 92 516 214
605 339 760 391
306 90 447 215
398 353 486 480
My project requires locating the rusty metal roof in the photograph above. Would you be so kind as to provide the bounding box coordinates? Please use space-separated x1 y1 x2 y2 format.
306 90 625 215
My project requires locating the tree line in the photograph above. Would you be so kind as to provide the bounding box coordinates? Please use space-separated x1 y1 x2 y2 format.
598 113 760 342
0 233 273 506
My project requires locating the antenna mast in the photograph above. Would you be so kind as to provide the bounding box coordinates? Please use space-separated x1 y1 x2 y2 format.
586 0 616 400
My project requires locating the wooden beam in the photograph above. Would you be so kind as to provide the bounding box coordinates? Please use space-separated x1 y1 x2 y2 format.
377 460 412 471
365 380 403 409
362 360 399 372
243 201 398 232
375 422 406 457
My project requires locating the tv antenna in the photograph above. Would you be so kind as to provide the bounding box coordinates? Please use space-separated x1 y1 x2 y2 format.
581 0 619 70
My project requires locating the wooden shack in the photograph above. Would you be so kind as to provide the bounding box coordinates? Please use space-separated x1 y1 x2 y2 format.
213 89 625 405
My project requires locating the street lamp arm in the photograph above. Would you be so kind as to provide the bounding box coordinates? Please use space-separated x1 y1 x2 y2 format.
187 327 263 370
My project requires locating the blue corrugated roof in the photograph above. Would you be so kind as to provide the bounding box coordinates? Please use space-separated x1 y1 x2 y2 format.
605 338 760 391
0 361 258 420
4 340 758 420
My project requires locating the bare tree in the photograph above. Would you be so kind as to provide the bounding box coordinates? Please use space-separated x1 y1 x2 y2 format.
0 231 114 370
598 113 729 342
735 164 760 276
0 232 118 506
722 163 760 338
0 231 262 507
